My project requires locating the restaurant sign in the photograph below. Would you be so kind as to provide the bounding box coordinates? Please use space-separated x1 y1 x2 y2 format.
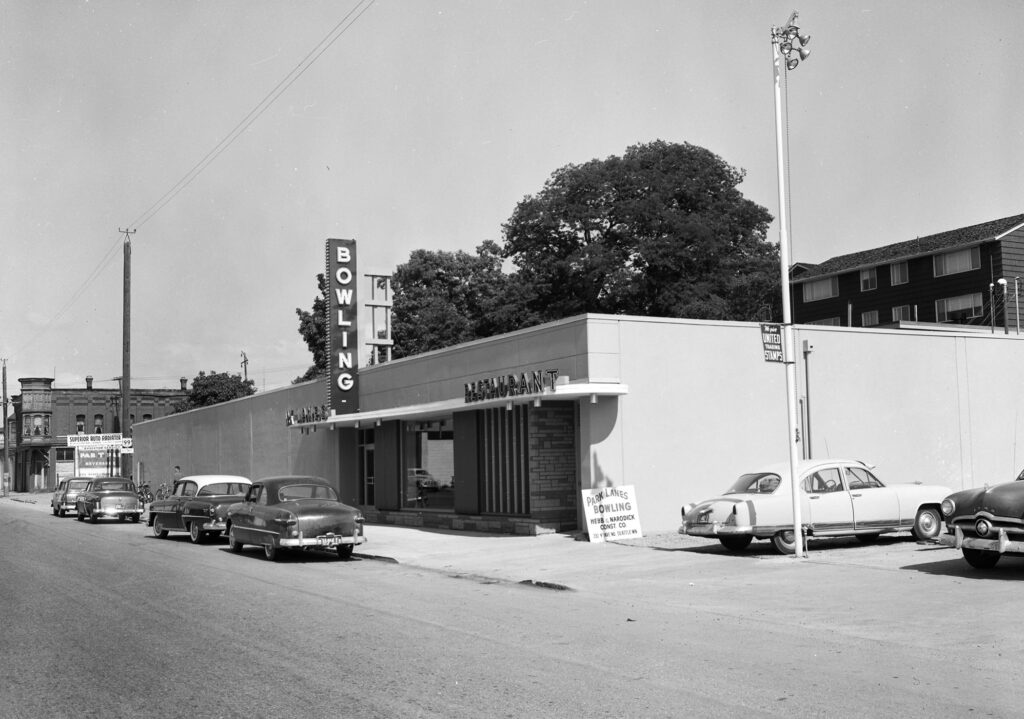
464 369 560 403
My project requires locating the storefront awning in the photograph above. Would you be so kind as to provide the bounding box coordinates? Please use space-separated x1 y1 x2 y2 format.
293 381 629 430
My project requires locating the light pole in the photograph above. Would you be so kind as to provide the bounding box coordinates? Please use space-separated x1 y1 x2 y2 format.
771 11 810 558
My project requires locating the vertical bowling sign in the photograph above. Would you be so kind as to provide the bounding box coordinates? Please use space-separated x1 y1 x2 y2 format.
327 238 359 415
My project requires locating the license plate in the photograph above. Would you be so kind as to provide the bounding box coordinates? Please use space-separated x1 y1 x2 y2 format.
116 504 124 510
317 535 342 547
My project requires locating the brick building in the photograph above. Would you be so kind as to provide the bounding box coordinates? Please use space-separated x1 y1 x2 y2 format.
10 375 187 492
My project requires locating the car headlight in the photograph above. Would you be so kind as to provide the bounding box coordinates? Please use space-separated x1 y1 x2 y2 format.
940 498 955 517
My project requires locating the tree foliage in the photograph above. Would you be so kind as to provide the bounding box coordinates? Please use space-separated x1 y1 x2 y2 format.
501 140 779 323
294 273 328 383
174 371 256 413
294 140 781 367
391 240 535 359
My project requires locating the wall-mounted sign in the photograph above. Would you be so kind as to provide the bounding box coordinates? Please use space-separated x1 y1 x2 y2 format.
464 369 560 403
581 484 643 543
327 238 359 415
67 433 123 448
760 323 785 363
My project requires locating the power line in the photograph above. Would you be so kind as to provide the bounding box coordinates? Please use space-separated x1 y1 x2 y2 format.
11 0 375 363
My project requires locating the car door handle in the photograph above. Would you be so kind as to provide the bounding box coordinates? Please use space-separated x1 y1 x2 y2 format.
851 493 862 498
809 496 820 500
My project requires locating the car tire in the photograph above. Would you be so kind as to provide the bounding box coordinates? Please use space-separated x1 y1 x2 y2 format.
76 510 84 522
263 542 277 561
962 547 1001 569
227 526 243 553
911 507 941 541
89 508 98 524
118 515 126 522
58 508 66 518
52 505 58 516
152 516 169 539
337 544 354 560
719 535 753 551
189 522 204 544
771 529 797 555
131 514 140 523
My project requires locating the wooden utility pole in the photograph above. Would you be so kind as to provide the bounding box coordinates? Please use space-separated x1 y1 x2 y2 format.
119 228 134 478
240 351 249 382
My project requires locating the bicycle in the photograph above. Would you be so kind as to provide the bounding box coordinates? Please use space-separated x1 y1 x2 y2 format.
155 483 171 500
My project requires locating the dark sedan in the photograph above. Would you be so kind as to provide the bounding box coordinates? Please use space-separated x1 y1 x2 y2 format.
75 478 141 523
225 476 365 560
939 472 1024 568
148 474 251 543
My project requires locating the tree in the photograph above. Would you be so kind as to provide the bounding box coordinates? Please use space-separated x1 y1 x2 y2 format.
174 371 256 412
390 240 535 358
501 140 779 323
294 273 328 383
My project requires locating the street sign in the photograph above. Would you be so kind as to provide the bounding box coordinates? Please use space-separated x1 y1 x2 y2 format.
121 437 134 455
760 323 785 363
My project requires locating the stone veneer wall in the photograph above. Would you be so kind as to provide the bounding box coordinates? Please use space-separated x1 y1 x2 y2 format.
527 402 578 530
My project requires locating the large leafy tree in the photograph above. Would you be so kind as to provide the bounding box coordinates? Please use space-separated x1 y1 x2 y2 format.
391 240 534 358
294 273 328 383
501 140 779 322
174 371 256 412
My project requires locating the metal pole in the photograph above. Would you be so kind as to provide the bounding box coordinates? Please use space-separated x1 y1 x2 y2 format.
772 30 805 558
990 283 995 333
1016 277 1020 335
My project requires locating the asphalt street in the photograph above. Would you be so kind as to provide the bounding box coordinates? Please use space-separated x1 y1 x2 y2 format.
3 491 1024 718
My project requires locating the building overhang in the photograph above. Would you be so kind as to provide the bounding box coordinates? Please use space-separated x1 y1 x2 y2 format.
290 381 629 430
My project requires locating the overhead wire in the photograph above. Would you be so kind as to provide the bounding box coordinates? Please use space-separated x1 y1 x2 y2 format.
12 0 375 362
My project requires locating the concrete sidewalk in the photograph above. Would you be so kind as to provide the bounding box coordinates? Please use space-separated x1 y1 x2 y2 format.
0 490 704 590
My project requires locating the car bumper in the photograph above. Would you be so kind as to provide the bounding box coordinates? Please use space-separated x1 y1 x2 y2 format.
93 507 140 517
939 525 1024 554
679 522 751 537
279 533 366 549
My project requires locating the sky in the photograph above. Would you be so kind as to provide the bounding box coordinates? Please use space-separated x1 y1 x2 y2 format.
3 0 1022 393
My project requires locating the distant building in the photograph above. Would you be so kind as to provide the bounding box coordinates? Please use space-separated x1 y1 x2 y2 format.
10 375 187 492
792 214 1024 330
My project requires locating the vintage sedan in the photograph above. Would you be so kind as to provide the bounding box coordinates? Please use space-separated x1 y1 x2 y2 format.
51 476 92 517
226 476 366 560
75 478 141 523
679 459 948 554
148 474 251 543
939 472 1024 569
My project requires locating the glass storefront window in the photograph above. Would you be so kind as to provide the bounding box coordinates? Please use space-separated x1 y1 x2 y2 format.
403 416 454 511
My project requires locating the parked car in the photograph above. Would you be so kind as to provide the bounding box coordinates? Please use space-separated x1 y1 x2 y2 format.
51 476 91 517
938 471 1024 568
75 478 141 523
148 475 251 543
679 459 948 554
226 476 365 560
408 468 439 490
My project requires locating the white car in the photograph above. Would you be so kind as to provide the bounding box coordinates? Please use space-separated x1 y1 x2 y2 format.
679 459 949 554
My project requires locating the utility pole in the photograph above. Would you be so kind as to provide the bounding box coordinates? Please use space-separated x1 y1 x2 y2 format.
240 351 249 382
119 228 134 478
2 358 8 496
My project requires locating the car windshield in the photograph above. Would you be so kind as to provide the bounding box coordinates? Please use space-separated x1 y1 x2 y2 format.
278 484 338 502
94 481 132 492
726 473 782 495
198 482 249 496
68 480 90 490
